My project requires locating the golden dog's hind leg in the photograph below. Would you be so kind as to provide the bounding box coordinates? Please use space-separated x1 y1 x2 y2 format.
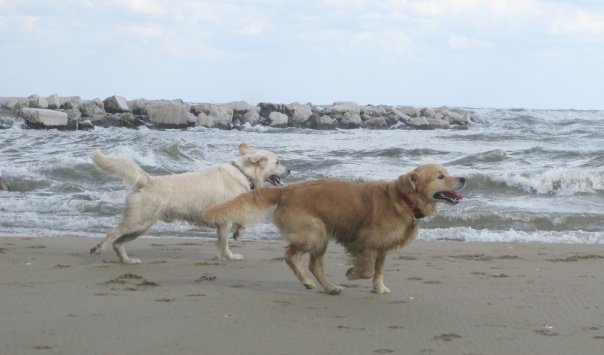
309 243 342 295
372 250 391 294
346 249 377 280
284 244 316 290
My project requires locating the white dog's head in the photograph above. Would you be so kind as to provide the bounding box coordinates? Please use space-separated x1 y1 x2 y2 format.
234 143 290 188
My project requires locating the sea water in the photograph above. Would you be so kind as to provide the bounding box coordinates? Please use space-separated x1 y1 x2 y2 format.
1 108 603 244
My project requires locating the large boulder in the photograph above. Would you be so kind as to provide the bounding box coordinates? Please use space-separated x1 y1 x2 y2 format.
47 94 61 109
60 96 81 109
146 101 190 127
362 116 388 129
103 95 130 113
268 112 288 127
80 99 106 118
287 102 313 126
28 95 48 109
258 103 292 120
0 97 28 110
307 114 338 130
193 104 233 129
398 106 420 117
339 112 362 128
20 108 68 128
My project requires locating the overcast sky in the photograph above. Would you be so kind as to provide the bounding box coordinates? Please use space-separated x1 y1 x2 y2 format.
1 0 603 109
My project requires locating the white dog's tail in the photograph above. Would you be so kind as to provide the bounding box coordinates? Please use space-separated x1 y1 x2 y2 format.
204 187 283 226
91 149 151 189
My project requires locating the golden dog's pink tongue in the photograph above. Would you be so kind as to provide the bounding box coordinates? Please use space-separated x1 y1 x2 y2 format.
447 191 464 201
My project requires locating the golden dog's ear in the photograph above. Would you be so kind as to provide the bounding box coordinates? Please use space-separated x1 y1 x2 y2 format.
239 143 252 155
397 172 419 194
248 154 268 167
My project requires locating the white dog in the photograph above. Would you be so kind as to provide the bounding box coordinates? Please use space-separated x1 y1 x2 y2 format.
89 143 290 264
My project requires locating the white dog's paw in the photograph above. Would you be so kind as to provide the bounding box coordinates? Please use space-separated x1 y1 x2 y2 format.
215 252 245 261
226 253 244 261
122 258 142 265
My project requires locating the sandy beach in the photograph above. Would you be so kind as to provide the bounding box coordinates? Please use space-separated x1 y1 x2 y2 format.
1 236 603 355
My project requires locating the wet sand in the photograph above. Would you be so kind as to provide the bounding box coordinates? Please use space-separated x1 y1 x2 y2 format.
1 236 603 354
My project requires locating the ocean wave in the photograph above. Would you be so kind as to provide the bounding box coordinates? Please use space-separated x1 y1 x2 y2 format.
465 169 604 196
420 227 604 244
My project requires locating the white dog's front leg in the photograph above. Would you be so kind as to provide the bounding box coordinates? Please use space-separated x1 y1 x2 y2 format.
216 223 244 260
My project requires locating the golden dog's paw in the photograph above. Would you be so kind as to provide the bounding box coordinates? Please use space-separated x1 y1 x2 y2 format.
346 267 372 280
372 285 391 294
327 287 343 295
90 245 101 255
304 282 316 289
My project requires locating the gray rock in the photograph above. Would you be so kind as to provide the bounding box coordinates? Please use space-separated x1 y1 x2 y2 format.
406 116 431 130
146 101 189 127
287 102 313 126
192 104 233 129
327 101 361 115
78 119 94 131
339 112 362 128
47 94 61 109
242 110 261 126
398 106 420 117
28 95 48 109
269 112 288 127
60 96 81 109
103 95 130 113
425 117 450 129
362 116 388 129
390 108 413 124
20 108 68 128
80 99 106 118
258 103 292 119
0 97 28 110
307 114 338 130
420 107 436 118
63 108 82 129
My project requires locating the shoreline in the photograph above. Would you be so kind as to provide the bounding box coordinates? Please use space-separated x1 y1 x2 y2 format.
2 236 603 354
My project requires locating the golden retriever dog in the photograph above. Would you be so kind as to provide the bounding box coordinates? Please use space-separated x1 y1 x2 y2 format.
89 143 290 264
204 164 464 295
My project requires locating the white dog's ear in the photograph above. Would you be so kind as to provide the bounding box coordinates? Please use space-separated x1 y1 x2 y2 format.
398 172 419 194
239 143 252 155
248 154 268 167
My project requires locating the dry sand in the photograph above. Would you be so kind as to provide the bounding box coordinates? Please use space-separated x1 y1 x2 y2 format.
1 236 603 355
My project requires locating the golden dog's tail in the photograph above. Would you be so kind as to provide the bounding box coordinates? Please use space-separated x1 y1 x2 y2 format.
204 187 283 226
91 149 151 189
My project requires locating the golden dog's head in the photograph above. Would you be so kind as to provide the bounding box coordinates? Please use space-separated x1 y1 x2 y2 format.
397 164 465 217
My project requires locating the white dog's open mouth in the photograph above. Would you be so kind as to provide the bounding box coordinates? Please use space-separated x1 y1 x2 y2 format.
269 175 282 186
434 191 464 204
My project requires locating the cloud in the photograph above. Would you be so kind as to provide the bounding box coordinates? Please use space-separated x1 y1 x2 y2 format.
448 34 494 50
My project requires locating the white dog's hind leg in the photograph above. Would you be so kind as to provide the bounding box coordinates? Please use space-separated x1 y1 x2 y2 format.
232 224 246 241
216 223 244 260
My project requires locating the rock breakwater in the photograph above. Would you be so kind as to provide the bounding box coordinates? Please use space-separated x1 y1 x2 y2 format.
0 94 483 131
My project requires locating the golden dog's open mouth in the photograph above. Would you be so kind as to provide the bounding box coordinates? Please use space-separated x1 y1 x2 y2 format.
434 191 464 204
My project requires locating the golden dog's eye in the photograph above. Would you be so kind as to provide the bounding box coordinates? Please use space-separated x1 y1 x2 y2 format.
438 174 445 179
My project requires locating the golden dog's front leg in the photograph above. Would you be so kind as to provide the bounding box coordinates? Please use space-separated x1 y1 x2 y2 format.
372 250 391 294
